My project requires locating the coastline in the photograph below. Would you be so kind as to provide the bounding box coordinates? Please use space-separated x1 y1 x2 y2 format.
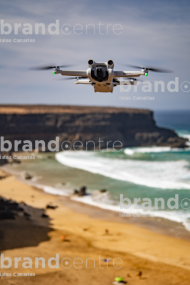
3 159 190 241
2 161 190 241
3 149 190 235
1 170 190 276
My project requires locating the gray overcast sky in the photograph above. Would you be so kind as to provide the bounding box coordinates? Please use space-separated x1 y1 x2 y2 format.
0 0 190 110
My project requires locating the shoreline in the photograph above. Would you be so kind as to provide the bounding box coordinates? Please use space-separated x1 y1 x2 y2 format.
2 164 190 242
1 169 190 284
0 169 190 271
27 182 190 242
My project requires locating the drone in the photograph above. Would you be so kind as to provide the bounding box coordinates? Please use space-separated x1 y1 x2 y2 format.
30 60 173 93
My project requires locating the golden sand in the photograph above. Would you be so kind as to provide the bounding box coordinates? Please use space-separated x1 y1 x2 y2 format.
0 172 190 284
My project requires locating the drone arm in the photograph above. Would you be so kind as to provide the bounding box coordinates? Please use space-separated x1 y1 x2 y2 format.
57 70 88 77
114 71 144 77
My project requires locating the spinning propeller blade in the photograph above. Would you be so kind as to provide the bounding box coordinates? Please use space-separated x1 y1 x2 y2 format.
29 64 73 70
125 65 173 73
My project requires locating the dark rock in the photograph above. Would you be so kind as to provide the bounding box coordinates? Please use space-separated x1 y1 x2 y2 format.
24 212 31 218
0 198 52 252
0 198 23 213
99 189 107 193
46 205 58 210
0 176 6 180
137 271 142 278
78 186 86 196
0 211 15 220
0 152 10 166
13 159 21 164
24 172 32 180
8 201 19 209
16 206 24 212
41 213 49 218
73 189 79 195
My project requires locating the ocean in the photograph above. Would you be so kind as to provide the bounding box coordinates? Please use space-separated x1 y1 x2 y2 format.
4 110 190 231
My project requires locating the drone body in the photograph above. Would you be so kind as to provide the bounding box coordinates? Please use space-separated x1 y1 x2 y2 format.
30 61 172 93
53 59 147 93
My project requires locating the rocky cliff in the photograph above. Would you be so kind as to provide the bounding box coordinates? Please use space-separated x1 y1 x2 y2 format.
0 105 187 151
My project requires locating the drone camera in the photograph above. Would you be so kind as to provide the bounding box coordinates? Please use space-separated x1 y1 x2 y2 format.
88 59 94 67
107 60 114 68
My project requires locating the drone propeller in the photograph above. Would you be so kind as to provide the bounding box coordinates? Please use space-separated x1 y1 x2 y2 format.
29 64 73 70
125 65 174 73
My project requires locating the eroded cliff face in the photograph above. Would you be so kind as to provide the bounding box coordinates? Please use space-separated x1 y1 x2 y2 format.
0 105 187 151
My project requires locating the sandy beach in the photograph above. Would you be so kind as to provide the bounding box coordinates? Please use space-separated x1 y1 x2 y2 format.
0 169 190 285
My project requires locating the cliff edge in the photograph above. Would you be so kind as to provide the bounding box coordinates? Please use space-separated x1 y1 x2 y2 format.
0 105 187 150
